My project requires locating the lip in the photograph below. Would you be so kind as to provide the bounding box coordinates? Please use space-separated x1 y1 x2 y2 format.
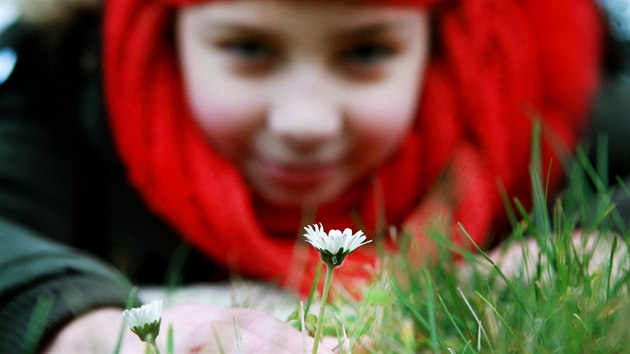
254 159 338 188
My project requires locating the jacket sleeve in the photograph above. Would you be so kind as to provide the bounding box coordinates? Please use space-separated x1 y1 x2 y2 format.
0 218 134 353
0 22 136 353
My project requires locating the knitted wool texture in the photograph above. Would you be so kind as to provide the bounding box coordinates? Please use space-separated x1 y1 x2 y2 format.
104 0 602 291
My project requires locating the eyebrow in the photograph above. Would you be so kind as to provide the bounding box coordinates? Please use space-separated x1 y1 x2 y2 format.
199 22 280 37
333 23 402 39
200 20 403 40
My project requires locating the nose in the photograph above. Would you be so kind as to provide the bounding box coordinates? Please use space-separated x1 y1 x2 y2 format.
267 69 342 150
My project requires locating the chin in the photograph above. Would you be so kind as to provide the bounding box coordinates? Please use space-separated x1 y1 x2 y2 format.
255 184 344 208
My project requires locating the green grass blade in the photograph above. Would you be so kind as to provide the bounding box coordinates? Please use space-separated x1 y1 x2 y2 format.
457 223 530 317
19 294 53 354
437 294 473 350
474 291 516 338
167 324 174 354
423 270 440 354
391 282 430 330
304 261 322 317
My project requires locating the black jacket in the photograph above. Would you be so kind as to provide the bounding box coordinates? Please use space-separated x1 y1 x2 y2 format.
0 12 227 353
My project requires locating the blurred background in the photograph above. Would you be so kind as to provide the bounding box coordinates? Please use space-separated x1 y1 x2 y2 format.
0 1 18 33
1 0 628 169
1 0 628 84
599 0 630 55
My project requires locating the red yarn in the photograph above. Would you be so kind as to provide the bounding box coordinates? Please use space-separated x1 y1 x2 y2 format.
104 0 603 292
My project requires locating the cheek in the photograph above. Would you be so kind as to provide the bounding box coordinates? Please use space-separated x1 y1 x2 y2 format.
343 83 419 181
351 105 415 162
177 25 265 157
348 88 418 155
185 77 267 157
189 91 261 134
345 61 423 162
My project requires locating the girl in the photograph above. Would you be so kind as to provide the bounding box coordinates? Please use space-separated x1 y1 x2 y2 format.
0 0 603 352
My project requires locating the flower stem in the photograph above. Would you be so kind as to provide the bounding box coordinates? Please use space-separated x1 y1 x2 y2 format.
312 263 334 354
145 338 161 354
305 261 322 317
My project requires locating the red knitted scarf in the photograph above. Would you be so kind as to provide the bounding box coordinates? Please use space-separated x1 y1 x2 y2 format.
103 0 602 292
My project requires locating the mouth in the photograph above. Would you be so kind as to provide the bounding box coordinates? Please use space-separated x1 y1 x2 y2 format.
253 158 338 188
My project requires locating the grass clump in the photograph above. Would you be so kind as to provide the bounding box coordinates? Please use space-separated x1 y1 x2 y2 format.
329 134 630 353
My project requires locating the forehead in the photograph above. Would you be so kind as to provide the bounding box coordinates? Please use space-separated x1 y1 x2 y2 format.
181 0 426 32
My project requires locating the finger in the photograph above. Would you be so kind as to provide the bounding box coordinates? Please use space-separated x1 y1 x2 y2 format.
194 307 331 353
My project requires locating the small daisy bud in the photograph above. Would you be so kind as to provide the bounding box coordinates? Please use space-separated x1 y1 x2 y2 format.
122 300 162 342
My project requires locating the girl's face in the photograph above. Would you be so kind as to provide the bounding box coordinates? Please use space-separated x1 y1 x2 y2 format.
177 0 430 207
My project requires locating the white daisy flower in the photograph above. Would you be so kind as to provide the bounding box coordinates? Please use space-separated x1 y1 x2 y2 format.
122 300 162 342
303 223 371 267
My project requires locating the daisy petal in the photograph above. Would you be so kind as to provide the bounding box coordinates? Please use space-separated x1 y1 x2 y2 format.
302 224 372 267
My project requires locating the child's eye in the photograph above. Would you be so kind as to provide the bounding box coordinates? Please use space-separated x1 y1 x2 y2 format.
342 42 395 65
337 41 398 81
217 38 278 76
223 40 274 60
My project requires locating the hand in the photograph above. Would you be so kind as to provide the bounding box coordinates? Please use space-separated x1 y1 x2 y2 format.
44 304 334 353
461 231 628 282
